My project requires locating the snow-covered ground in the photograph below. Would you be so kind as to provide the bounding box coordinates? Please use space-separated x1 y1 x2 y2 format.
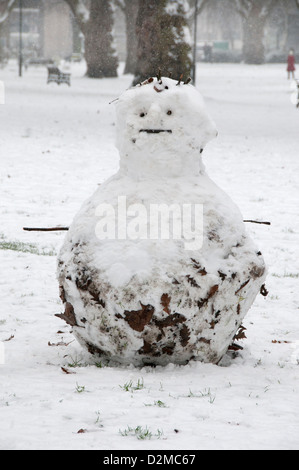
0 61 298 450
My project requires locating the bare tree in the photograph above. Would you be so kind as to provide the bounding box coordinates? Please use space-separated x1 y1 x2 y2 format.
0 0 16 24
233 0 282 64
114 0 138 75
188 0 209 14
133 0 193 85
0 0 16 62
64 0 118 78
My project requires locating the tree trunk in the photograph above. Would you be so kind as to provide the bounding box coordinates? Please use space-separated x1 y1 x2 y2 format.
123 0 138 74
133 0 192 85
242 8 266 64
84 0 118 78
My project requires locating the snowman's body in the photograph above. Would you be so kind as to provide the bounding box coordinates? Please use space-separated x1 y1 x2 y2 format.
57 77 266 366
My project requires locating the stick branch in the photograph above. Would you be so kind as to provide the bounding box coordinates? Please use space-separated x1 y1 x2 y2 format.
23 227 69 232
243 220 271 225
23 219 271 233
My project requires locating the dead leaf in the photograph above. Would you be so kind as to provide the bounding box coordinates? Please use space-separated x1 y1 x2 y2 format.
4 335 14 342
197 285 219 309
122 303 155 332
55 302 78 327
61 367 75 375
228 343 243 351
186 275 200 287
234 325 247 341
271 340 290 344
161 294 171 314
191 258 207 275
48 340 73 347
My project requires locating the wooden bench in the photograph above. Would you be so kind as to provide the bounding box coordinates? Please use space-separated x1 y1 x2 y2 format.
47 66 71 86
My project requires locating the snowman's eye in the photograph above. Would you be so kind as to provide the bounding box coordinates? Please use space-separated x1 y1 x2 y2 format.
167 110 172 116
140 112 146 117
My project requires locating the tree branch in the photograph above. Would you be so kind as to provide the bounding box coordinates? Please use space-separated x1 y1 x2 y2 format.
233 0 282 20
113 0 125 12
233 0 252 19
63 0 89 32
189 0 209 17
260 0 281 21
0 0 17 24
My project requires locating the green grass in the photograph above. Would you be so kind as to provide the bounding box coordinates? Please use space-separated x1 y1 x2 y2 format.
0 239 56 256
67 356 87 368
119 378 145 392
119 425 163 440
144 400 168 408
67 355 105 369
186 388 216 403
75 383 86 393
94 411 103 428
272 272 299 279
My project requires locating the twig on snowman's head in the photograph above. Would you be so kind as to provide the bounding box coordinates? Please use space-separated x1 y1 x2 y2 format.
156 68 162 82
140 77 154 87
176 74 184 86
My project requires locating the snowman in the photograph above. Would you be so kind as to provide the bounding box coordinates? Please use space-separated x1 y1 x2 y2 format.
57 76 266 366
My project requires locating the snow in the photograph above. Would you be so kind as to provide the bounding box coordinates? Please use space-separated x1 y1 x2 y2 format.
165 0 190 16
0 61 299 450
57 76 266 367
115 76 217 176
75 0 90 24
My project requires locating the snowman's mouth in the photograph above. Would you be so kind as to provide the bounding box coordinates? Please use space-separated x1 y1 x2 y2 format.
139 129 172 134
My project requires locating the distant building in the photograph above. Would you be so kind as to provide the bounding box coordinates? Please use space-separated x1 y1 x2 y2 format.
41 0 74 60
7 0 42 59
1 0 80 61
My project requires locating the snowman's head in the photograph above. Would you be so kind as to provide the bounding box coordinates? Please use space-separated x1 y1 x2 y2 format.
115 77 217 177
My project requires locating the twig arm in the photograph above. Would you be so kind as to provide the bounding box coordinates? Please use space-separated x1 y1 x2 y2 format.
243 220 271 225
23 219 271 233
23 227 69 232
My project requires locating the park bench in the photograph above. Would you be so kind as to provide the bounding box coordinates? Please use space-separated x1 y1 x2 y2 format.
47 66 71 86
